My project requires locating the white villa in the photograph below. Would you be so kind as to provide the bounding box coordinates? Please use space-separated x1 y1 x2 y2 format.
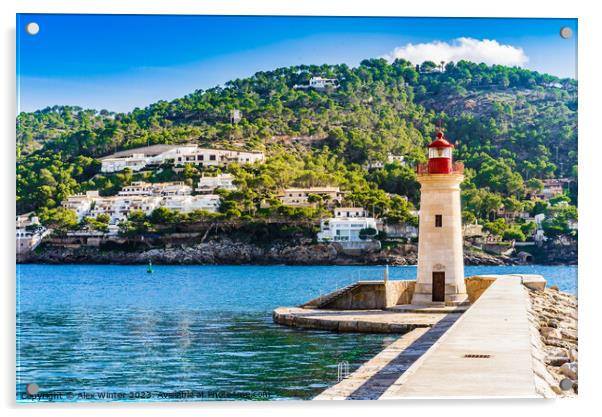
100 144 196 173
16 213 49 257
197 174 237 193
279 186 344 208
294 76 338 90
309 76 337 89
173 147 264 168
317 216 379 243
317 207 378 243
161 195 221 213
101 153 150 172
118 181 192 197
334 207 369 218
100 144 264 173
364 153 406 170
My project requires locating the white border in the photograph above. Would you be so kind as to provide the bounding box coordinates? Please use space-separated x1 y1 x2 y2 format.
2 1 600 416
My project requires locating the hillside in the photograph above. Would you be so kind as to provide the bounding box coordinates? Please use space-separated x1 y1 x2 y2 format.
16 59 578 241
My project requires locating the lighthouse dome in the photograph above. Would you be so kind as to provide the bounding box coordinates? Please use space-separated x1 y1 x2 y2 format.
427 132 454 174
428 131 454 148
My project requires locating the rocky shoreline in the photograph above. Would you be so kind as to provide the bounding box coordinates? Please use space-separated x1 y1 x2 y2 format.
22 239 515 266
528 286 578 397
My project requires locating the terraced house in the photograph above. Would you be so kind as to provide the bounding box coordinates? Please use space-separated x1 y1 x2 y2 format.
100 144 264 173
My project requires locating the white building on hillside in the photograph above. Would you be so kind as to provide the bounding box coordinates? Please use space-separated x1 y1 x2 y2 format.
294 77 338 90
309 77 337 89
364 153 405 170
197 174 237 193
118 181 192 197
88 196 163 224
317 216 378 242
100 144 195 173
63 191 100 221
16 214 49 257
161 195 221 213
334 207 369 218
62 182 223 227
100 144 263 173
173 148 264 168
387 154 405 164
117 181 154 196
100 153 150 173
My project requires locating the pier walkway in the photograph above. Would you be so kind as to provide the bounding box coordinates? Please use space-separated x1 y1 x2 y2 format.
380 275 538 398
314 314 460 400
312 275 543 399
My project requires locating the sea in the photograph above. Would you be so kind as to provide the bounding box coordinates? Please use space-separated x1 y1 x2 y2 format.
16 264 577 402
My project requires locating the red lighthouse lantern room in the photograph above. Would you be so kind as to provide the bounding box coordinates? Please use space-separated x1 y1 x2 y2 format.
427 132 454 174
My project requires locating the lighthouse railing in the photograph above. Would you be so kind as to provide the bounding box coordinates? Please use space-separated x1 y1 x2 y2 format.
452 161 464 174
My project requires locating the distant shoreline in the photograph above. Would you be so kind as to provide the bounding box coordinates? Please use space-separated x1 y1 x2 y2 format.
19 236 576 267
16 254 577 267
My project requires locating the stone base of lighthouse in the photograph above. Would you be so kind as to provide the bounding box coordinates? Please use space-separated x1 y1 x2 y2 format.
411 173 468 306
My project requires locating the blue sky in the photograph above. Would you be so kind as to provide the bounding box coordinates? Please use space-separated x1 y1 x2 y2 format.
17 14 577 113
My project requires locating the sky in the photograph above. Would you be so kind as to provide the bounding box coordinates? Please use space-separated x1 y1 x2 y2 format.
16 14 578 113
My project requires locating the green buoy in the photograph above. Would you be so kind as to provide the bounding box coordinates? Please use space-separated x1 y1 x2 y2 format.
147 260 153 273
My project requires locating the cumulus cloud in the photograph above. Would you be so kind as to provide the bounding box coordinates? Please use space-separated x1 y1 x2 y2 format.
383 37 528 67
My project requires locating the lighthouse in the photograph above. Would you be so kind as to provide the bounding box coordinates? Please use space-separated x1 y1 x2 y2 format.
411 132 468 305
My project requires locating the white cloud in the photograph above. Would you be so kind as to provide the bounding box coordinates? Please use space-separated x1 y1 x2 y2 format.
383 37 528 67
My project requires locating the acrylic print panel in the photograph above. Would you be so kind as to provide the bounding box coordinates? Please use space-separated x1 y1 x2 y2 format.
16 14 578 402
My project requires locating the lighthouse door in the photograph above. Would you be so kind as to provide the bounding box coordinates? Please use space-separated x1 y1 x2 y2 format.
432 272 445 302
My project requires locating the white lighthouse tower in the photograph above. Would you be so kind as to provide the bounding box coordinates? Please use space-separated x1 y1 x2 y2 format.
411 132 468 305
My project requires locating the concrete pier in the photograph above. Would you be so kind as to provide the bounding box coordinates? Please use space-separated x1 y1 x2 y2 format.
273 274 552 399
381 275 539 398
273 307 450 333
315 315 460 400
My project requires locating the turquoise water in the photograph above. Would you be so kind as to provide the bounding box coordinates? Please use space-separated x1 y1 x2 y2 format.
16 264 576 402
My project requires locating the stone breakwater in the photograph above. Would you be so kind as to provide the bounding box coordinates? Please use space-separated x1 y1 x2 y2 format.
23 239 511 266
527 287 578 396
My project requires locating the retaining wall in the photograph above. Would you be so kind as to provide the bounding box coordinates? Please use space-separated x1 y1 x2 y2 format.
315 276 496 310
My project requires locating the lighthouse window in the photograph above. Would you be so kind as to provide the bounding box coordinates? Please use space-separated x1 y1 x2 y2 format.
435 215 442 228
429 147 451 158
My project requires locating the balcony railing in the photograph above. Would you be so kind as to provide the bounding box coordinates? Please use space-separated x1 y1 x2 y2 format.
416 161 464 175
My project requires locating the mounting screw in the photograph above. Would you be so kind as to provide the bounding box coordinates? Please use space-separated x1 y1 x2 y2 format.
559 27 573 39
25 22 40 35
559 378 574 391
26 383 39 395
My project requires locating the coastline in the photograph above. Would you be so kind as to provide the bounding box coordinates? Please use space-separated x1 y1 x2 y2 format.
19 238 576 266
20 241 512 266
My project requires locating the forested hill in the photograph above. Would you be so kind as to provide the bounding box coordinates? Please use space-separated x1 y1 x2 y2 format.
17 59 577 239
